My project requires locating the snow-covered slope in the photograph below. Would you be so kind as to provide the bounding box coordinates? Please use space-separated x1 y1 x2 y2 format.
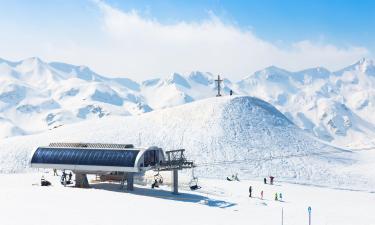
236 58 375 148
1 173 375 225
0 57 150 138
1 96 371 190
1 57 375 149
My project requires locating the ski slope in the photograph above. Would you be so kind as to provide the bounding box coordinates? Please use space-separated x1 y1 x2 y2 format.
0 96 373 191
0 172 374 225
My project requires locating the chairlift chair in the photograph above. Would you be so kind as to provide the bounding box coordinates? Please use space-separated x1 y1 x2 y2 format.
154 171 163 184
189 176 201 190
189 168 201 190
151 171 163 188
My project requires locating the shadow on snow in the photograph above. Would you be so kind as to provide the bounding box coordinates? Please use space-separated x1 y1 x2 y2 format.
90 183 236 208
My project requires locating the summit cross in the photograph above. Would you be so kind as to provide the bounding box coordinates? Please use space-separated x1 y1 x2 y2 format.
215 75 223 97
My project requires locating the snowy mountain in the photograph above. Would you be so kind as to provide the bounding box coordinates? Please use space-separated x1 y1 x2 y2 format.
1 96 371 190
1 57 375 149
0 57 150 138
141 71 233 109
236 58 375 148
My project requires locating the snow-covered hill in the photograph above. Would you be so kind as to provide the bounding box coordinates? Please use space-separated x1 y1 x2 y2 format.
1 96 372 190
0 57 150 138
1 57 375 148
236 58 375 148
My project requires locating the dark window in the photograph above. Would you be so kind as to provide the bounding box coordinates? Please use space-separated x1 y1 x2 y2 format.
144 150 158 167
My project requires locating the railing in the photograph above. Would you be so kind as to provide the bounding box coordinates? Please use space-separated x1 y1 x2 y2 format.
156 149 195 171
48 142 134 149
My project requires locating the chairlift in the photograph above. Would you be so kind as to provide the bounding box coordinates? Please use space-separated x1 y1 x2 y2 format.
154 171 163 184
151 171 163 188
189 168 201 190
151 179 159 188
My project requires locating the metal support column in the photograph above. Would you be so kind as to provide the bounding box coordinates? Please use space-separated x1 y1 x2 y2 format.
75 173 89 188
127 173 134 191
172 169 178 194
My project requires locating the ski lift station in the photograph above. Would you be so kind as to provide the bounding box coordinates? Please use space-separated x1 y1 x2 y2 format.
30 143 195 194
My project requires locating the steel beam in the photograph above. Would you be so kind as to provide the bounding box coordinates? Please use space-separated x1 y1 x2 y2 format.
127 172 134 191
75 173 89 188
172 169 178 194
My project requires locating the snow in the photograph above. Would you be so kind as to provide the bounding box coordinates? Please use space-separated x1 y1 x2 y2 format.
0 172 374 225
0 96 373 191
0 57 147 137
0 57 375 224
236 58 375 148
2 57 375 149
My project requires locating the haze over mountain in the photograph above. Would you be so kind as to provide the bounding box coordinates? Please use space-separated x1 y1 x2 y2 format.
0 57 374 148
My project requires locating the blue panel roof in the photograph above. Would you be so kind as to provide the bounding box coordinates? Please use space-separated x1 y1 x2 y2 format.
31 147 140 167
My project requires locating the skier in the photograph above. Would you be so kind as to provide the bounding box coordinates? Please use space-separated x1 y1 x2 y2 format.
263 177 267 184
260 190 264 200
53 168 58 176
270 176 275 185
68 172 72 182
275 192 278 201
151 179 159 189
61 171 67 185
279 193 283 201
249 186 252 198
230 90 233 96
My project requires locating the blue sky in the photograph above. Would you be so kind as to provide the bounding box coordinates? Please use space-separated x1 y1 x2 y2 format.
0 0 373 80
105 0 375 48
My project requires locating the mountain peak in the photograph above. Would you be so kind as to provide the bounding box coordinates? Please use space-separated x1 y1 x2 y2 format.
252 66 291 82
22 57 43 64
264 65 288 72
167 72 191 88
358 57 373 65
355 57 374 74
188 71 214 86
15 57 47 73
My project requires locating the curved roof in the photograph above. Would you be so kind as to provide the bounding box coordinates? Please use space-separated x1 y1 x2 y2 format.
31 147 140 168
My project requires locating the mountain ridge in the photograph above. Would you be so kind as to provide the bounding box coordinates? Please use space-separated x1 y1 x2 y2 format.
1 56 375 148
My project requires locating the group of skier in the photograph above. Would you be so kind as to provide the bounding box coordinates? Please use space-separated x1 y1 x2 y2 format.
274 192 283 201
60 171 73 185
263 176 274 185
248 176 283 201
41 169 74 186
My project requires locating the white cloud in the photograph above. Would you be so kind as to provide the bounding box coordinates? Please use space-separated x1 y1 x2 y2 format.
93 1 369 80
0 1 370 81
